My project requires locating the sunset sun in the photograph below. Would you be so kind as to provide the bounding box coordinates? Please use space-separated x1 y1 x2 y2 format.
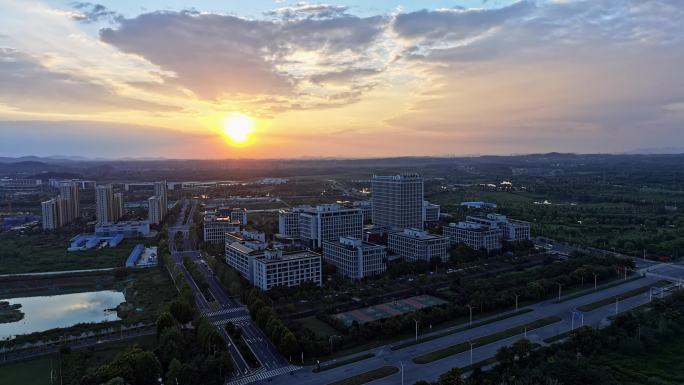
222 112 255 145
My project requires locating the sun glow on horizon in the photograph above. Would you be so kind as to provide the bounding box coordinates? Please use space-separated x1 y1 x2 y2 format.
222 112 255 146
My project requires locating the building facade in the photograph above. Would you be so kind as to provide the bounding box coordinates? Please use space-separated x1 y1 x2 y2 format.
388 228 449 262
96 185 123 224
95 220 150 237
148 196 162 225
58 182 80 223
279 204 363 248
372 173 424 230
322 236 386 279
154 181 168 218
422 200 440 224
204 214 241 243
443 222 503 251
251 249 322 291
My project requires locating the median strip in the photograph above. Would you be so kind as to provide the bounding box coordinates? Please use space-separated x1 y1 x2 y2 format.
314 353 375 373
576 280 670 312
554 275 644 303
413 316 562 364
327 366 399 385
392 309 533 351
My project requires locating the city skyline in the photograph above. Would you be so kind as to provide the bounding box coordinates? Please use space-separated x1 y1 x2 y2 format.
2 0 684 159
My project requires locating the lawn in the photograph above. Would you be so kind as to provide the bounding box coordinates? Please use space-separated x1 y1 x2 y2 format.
314 353 374 372
413 316 562 364
0 335 157 385
596 336 684 385
327 366 399 385
0 357 53 385
576 281 670 312
297 316 338 339
0 232 147 275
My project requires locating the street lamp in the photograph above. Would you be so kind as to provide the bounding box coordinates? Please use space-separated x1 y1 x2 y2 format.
593 273 599 290
400 361 404 385
514 294 519 312
557 283 563 301
466 304 477 326
468 341 475 366
413 319 420 342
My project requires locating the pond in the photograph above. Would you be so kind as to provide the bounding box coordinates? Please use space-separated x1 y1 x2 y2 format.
0 290 125 340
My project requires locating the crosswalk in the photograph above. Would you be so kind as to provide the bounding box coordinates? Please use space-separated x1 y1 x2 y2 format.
205 308 247 317
228 365 301 385
213 315 251 325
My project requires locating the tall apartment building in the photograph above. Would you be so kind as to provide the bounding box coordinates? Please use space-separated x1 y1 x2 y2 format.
58 182 80 223
443 222 502 251
372 173 424 230
322 236 387 279
388 228 449 263
96 185 123 224
41 198 63 230
154 181 168 218
148 196 162 225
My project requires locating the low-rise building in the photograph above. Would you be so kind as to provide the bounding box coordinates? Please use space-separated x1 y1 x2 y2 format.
204 213 241 244
252 249 322 291
388 228 448 263
443 222 502 251
443 214 531 252
322 236 386 279
95 220 151 238
422 201 440 223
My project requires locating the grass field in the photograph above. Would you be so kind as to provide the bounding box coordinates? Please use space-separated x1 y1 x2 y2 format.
327 366 399 385
297 316 339 339
0 335 156 385
0 357 54 385
0 232 144 275
413 316 562 364
576 281 670 312
391 309 533 351
314 353 374 372
596 336 684 384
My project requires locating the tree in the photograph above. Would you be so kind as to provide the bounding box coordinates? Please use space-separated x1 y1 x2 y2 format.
156 311 177 338
166 358 183 385
170 300 195 324
278 331 299 359
438 368 464 385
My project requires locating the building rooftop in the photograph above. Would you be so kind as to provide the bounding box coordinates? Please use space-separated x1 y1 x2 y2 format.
393 228 445 240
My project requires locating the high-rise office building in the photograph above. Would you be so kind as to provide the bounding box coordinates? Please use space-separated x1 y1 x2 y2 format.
96 185 123 224
148 196 161 225
58 182 80 223
154 181 168 218
372 173 424 230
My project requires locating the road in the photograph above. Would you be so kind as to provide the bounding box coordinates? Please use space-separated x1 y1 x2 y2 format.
168 200 295 384
265 256 684 385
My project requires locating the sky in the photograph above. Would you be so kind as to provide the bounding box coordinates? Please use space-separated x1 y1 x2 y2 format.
1 0 684 159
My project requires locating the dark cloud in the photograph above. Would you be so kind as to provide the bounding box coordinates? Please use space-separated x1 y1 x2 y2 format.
393 1 535 41
310 68 381 84
100 10 386 102
71 2 121 23
0 48 179 113
264 3 349 20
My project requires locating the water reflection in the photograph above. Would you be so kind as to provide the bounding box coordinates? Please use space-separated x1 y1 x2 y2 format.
0 291 125 340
